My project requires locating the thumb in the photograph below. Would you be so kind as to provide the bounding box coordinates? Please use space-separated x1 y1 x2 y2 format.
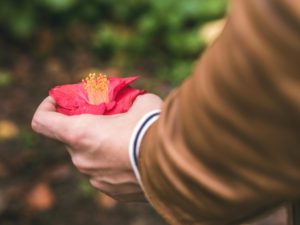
31 96 75 142
129 93 162 116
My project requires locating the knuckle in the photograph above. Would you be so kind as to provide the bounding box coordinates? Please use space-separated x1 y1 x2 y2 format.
31 116 40 133
65 121 91 147
71 156 86 171
89 179 98 188
89 179 113 193
71 155 80 168
89 179 106 190
71 155 96 174
67 131 87 147
67 133 81 145
89 179 121 200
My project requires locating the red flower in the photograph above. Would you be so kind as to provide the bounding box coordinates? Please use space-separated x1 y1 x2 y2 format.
49 74 146 115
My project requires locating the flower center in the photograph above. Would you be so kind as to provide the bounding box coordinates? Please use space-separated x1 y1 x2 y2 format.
82 73 109 105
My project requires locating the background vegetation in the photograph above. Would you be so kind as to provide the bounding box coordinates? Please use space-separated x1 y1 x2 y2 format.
0 0 227 85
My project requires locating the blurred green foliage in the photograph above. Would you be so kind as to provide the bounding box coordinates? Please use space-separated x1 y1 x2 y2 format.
19 128 40 148
79 179 97 198
0 0 227 85
0 70 13 87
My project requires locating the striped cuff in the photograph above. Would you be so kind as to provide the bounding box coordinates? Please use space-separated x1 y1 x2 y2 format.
129 110 161 187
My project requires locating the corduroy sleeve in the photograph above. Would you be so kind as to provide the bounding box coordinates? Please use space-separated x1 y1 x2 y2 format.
138 0 300 224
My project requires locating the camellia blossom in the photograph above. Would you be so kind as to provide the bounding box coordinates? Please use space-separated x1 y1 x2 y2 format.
49 73 146 115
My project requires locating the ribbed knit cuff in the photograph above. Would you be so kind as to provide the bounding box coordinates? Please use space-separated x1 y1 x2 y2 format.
129 110 161 187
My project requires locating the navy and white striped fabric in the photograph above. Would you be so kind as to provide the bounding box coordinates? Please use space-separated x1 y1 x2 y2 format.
129 110 161 186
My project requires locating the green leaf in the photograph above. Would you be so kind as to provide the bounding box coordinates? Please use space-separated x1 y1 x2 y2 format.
79 179 96 198
39 0 78 12
7 5 37 38
0 71 13 87
169 60 194 85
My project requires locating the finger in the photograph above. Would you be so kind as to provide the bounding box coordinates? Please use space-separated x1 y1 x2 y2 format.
130 93 162 112
113 192 146 202
89 178 145 202
32 96 75 142
36 96 57 112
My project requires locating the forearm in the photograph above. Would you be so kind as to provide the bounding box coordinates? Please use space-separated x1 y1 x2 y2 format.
138 0 300 224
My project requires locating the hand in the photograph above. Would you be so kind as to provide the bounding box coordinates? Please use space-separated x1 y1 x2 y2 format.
31 94 162 202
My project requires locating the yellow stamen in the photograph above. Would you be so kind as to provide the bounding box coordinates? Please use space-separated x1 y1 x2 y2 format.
82 73 109 105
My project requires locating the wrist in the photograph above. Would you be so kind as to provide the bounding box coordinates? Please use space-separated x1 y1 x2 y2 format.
129 110 161 187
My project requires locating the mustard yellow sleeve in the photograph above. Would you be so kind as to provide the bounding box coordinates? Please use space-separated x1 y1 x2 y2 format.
139 0 300 224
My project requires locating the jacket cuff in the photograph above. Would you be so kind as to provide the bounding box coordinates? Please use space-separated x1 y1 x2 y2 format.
129 110 161 187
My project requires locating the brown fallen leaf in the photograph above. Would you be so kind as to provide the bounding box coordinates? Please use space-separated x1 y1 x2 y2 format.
96 192 117 210
26 182 55 211
0 120 19 140
46 164 72 180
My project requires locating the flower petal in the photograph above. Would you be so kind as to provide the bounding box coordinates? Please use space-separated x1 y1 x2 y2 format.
106 87 146 115
49 84 88 109
77 103 106 115
108 76 140 101
56 103 108 115
50 76 145 116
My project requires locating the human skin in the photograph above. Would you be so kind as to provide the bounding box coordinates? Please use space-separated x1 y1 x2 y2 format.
31 93 162 201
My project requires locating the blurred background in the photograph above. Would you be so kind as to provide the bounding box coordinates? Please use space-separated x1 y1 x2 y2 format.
0 0 227 224
0 0 286 225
